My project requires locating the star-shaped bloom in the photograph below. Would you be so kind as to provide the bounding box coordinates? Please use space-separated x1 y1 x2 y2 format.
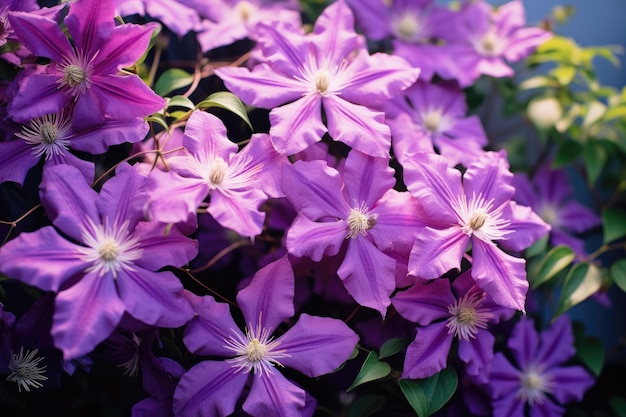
282 150 425 315
440 0 552 87
392 269 514 381
145 110 287 238
215 0 420 157
345 0 458 82
403 151 550 311
0 108 149 186
0 163 196 359
173 257 359 417
8 0 165 128
387 80 488 168
489 316 594 417
512 164 600 259
193 0 301 52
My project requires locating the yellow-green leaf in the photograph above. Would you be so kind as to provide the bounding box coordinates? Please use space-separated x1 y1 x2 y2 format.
197 91 253 130
556 263 603 316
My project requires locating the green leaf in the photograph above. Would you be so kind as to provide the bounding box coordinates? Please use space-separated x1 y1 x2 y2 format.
602 207 626 244
552 141 581 167
399 368 458 417
145 114 169 131
556 263 603 316
348 395 386 417
610 259 626 292
196 91 253 130
136 24 161 67
347 351 391 391
526 235 549 259
604 104 626 122
154 68 194 96
531 245 575 288
582 141 607 186
379 338 407 359
166 95 195 110
610 397 626 417
552 65 576 85
349 347 360 361
574 334 604 377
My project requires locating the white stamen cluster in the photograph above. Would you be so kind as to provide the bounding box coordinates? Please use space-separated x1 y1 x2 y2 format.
6 347 48 392
294 59 350 98
79 218 143 279
346 201 377 239
234 1 256 22
207 157 229 186
446 290 493 341
452 192 511 242
224 314 289 377
421 109 453 134
517 365 554 405
57 49 96 97
473 30 504 57
391 12 428 43
15 113 72 160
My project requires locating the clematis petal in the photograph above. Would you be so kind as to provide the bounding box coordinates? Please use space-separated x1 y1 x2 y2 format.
409 227 469 279
94 22 158 73
145 169 207 225
489 353 523 400
52 271 125 359
98 163 148 230
342 150 395 208
286 215 347 262
174 360 248 417
256 22 309 76
529 397 564 417
237 257 295 333
500 202 550 252
507 317 539 370
270 94 326 155
7 12 72 62
458 329 495 383
134 222 198 271
535 315 575 370
64 0 115 52
492 391 525 417
324 95 390 158
0 138 39 185
471 239 528 312
183 296 243 358
338 237 396 315
402 321 453 379
277 314 359 377
216 64 305 109
282 160 349 220
392 278 453 326
0 227 90 292
463 151 514 208
183 111 237 162
243 370 306 417
310 0 359 65
40 164 99 242
117 268 193 329
546 365 594 404
8 74 70 123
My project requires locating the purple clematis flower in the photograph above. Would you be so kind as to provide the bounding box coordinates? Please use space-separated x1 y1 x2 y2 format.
115 0 202 36
387 80 488 168
0 163 196 359
0 108 149 186
173 256 359 417
7 0 165 129
392 269 514 380
215 0 420 157
512 164 600 259
404 151 550 311
345 0 458 82
489 316 594 417
441 0 552 87
145 110 287 238
282 149 425 315
193 0 301 52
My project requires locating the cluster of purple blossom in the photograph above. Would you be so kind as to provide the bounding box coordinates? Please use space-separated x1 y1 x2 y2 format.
0 0 601 416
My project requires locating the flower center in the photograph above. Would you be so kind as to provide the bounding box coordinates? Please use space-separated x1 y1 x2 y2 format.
118 333 142 377
246 338 269 362
314 69 332 96
476 31 502 56
423 111 442 132
208 157 228 185
446 289 493 341
346 202 377 239
7 347 48 392
98 238 120 262
15 113 72 160
452 193 512 242
517 367 553 406
235 1 255 21
79 219 143 279
394 13 422 42
63 64 88 88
